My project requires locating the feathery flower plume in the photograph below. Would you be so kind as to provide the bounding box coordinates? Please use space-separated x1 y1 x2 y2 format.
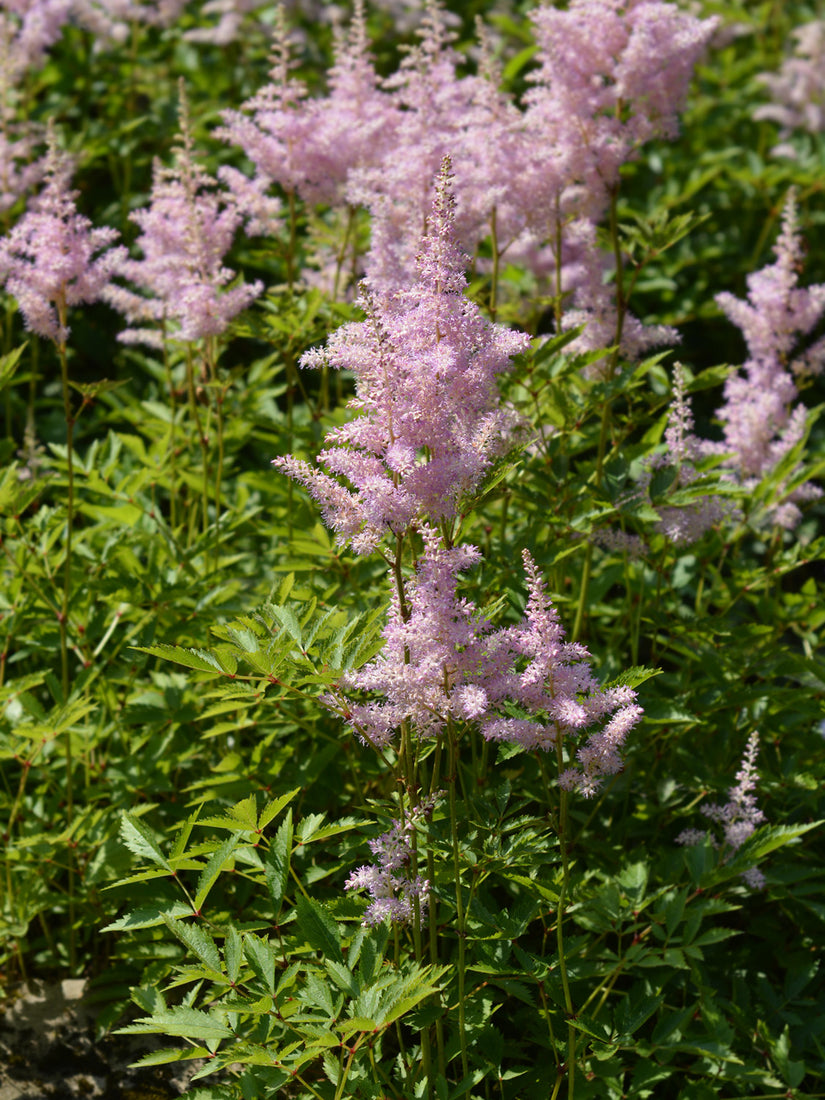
0 1 72 80
217 7 323 203
353 0 529 292
520 0 715 352
339 528 490 749
345 814 431 927
0 126 124 344
523 0 718 224
0 17 46 213
648 364 739 545
478 550 643 796
754 21 825 156
677 731 766 889
713 191 825 528
106 86 263 347
275 160 529 553
305 0 399 205
335 537 642 798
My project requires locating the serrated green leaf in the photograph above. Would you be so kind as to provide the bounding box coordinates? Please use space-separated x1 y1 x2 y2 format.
614 993 663 1039
224 927 242 986
135 645 224 675
102 902 192 932
690 926 741 947
120 813 171 870
243 933 276 995
325 959 359 998
269 605 304 648
258 788 301 832
162 914 223 977
131 1046 212 1067
117 1005 233 1041
265 809 293 912
295 895 344 966
226 795 258 830
194 835 239 911
337 1016 378 1037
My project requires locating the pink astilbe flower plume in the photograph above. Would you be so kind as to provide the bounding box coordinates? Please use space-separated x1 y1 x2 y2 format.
106 85 263 348
0 126 125 344
345 813 431 927
713 191 825 528
332 536 642 797
677 731 767 889
647 363 739 545
217 6 323 204
275 160 530 553
523 0 718 224
0 17 46 213
305 0 399 205
339 527 490 749
754 21 825 156
518 0 715 360
478 551 643 796
351 0 479 292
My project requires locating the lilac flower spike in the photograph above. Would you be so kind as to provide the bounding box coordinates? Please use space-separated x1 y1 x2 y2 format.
714 191 825 527
276 160 529 553
345 817 430 927
340 527 489 749
0 129 124 344
106 88 262 347
678 732 766 889
479 551 643 796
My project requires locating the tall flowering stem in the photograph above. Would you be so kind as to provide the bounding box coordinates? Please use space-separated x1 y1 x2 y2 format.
0 129 124 972
106 84 262 556
278 163 643 1093
446 713 469 1076
553 738 577 1100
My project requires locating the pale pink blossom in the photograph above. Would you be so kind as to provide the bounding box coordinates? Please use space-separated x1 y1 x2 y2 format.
0 132 124 343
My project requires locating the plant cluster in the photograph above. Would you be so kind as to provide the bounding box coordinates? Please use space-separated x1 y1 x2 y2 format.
0 1 823 1099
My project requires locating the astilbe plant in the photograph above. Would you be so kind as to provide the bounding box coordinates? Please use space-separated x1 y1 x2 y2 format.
106 88 263 349
276 160 530 554
713 190 825 528
620 363 741 551
0 16 46 215
0 127 124 970
0 129 124 344
754 20 825 156
104 86 263 549
678 731 767 890
279 161 649 1093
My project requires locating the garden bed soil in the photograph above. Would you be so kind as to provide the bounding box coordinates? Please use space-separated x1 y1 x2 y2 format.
0 981 202 1100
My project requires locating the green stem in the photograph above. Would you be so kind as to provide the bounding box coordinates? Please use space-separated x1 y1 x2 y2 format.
56 312 76 975
489 205 499 321
572 390 613 643
184 347 210 546
555 737 576 1099
333 204 356 303
162 331 178 529
207 339 226 574
448 720 469 1078
286 188 297 294
553 198 564 333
